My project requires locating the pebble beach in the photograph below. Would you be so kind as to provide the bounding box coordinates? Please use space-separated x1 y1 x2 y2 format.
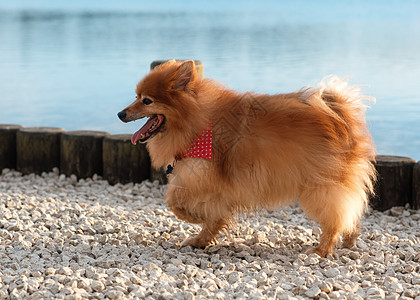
1 169 420 300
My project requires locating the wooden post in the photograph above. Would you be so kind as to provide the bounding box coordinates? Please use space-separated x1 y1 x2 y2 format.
0 124 24 171
148 59 205 184
371 155 416 211
102 134 150 185
150 166 167 184
16 127 65 175
412 162 420 209
60 130 110 178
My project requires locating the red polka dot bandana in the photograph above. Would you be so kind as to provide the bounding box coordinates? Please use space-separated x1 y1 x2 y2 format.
183 126 213 160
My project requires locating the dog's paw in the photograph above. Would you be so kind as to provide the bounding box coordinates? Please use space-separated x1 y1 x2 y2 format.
342 234 358 249
307 246 332 258
181 236 209 249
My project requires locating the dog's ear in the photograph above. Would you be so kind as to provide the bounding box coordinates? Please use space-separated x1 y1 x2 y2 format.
165 59 177 65
173 60 196 91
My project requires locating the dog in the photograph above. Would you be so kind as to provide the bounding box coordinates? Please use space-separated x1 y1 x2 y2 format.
118 60 376 257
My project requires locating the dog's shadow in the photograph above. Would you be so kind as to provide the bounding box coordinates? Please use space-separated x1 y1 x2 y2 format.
160 229 320 267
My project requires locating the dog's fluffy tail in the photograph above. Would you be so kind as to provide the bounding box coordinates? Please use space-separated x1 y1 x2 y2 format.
303 76 377 233
304 76 374 125
321 76 376 186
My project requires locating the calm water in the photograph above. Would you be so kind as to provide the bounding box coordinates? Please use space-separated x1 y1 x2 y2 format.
1 1 420 159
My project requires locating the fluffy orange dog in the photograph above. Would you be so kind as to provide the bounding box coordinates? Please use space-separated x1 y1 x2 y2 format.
118 60 376 257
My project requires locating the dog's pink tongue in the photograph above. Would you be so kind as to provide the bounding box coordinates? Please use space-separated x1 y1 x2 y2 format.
131 116 157 145
131 129 145 145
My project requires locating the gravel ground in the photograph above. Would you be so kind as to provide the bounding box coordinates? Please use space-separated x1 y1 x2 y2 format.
0 168 420 300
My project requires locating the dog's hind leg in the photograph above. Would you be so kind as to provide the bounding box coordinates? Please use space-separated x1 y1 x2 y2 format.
342 223 360 248
299 184 365 257
309 226 340 257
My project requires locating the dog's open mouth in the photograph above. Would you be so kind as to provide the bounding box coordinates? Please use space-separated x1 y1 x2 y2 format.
131 114 165 145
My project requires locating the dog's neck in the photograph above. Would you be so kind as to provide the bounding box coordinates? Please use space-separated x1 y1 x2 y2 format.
177 125 213 161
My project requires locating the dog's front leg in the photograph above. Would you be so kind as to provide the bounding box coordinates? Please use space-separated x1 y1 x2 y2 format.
166 184 229 248
181 219 227 249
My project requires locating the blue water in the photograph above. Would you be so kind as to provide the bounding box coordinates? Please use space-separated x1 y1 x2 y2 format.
1 0 420 160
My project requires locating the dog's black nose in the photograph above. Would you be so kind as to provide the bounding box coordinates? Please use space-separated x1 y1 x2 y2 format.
117 110 127 121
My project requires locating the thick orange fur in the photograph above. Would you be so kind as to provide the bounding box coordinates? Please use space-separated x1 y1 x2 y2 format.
121 60 376 257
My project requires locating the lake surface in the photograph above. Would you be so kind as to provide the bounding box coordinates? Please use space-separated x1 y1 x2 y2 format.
1 0 419 159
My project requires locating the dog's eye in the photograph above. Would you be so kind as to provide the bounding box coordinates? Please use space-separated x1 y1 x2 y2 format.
142 98 153 105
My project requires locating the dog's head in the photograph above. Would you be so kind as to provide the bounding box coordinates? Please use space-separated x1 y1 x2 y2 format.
118 60 200 144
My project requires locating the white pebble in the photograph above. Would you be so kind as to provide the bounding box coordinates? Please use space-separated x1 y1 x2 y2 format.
361 280 371 288
305 285 321 298
389 283 403 293
319 281 332 293
412 274 420 285
366 287 385 298
58 267 73 276
304 255 319 266
105 290 124 299
91 280 105 292
325 268 340 278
